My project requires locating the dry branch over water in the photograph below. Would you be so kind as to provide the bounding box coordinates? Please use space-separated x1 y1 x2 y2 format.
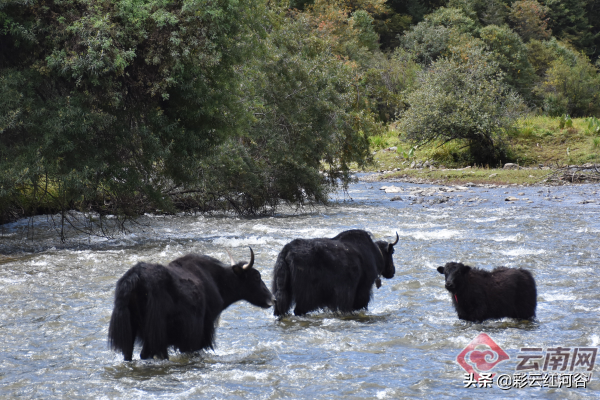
546 164 600 183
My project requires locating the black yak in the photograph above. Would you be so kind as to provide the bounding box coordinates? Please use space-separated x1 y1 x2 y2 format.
108 248 274 361
271 229 398 316
437 262 537 322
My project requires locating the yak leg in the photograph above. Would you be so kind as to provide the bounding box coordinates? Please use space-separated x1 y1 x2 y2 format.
352 283 371 311
463 304 488 323
140 344 169 360
139 323 169 360
123 325 136 362
293 304 310 316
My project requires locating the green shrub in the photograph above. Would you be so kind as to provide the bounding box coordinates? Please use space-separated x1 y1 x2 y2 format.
426 140 473 167
369 135 389 149
508 0 552 43
398 47 524 166
587 117 600 135
559 114 573 129
401 7 480 66
424 7 480 34
479 25 537 102
360 49 421 122
535 54 600 117
520 126 536 138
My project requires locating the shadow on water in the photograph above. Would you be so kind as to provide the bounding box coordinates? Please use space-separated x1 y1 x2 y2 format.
104 352 210 380
451 318 541 333
105 346 279 381
275 311 388 330
0 253 38 264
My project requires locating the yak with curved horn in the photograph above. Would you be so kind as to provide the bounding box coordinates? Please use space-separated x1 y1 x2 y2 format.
271 230 399 316
108 247 274 361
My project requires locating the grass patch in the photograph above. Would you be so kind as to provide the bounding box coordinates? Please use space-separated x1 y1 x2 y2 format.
360 116 600 177
381 167 551 186
507 116 599 166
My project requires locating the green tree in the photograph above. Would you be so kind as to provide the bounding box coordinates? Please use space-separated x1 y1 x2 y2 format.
508 0 552 42
542 0 597 55
479 25 537 103
535 53 600 117
387 0 447 23
361 48 421 122
527 38 579 77
398 48 524 165
181 10 380 214
0 0 263 227
422 6 480 33
401 7 480 66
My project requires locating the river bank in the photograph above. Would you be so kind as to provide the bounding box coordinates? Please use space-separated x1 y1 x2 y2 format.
357 163 600 187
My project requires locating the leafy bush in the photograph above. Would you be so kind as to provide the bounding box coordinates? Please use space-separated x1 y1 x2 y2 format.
425 140 476 167
369 135 390 149
180 10 380 214
401 7 479 66
398 48 524 165
0 0 382 224
360 48 421 122
479 25 537 103
559 114 573 129
351 10 380 51
423 7 480 33
402 24 455 65
586 117 600 135
543 0 597 55
535 54 600 117
1 0 265 224
508 0 552 42
526 38 579 79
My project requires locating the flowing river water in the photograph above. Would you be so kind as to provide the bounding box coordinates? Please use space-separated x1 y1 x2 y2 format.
1 178 599 399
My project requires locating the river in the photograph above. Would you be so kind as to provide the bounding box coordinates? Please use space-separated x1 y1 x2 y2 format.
1 178 599 399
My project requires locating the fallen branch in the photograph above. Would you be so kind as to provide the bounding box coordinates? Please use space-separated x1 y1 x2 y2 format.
546 164 600 183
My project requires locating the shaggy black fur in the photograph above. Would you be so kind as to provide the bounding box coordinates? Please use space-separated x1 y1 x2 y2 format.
271 229 398 316
437 262 537 322
108 249 274 361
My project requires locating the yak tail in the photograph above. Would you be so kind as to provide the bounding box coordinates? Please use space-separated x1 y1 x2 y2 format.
272 250 292 316
108 266 141 361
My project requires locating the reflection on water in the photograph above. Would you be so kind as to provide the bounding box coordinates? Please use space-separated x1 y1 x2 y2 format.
1 179 599 398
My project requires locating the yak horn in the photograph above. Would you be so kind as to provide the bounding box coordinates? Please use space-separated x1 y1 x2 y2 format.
242 247 254 269
391 232 399 246
225 249 235 266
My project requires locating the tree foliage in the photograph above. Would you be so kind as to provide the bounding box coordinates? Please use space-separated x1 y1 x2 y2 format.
180 10 381 214
398 48 524 165
509 0 552 43
535 53 600 117
541 0 598 56
2 0 266 224
479 24 537 102
1 0 386 226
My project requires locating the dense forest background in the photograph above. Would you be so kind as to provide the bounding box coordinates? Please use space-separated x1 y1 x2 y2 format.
1 0 600 233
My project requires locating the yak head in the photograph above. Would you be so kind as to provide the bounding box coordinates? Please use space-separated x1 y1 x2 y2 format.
437 262 471 293
376 232 399 279
229 247 275 309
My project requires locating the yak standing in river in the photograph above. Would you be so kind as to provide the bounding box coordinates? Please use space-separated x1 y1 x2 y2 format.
437 262 537 322
108 248 274 361
271 229 398 316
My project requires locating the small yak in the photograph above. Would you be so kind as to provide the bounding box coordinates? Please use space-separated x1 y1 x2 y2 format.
108 248 274 361
272 229 398 316
437 262 537 322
